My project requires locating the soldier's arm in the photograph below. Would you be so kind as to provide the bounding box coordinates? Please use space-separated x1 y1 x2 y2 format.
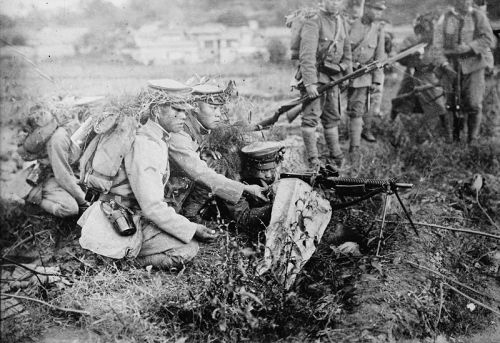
372 23 386 85
169 132 244 204
468 10 495 54
124 135 197 244
429 14 449 66
339 17 353 74
299 17 320 85
46 127 86 204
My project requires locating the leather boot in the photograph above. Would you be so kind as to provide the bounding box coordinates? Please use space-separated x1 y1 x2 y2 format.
349 117 363 149
348 146 361 177
439 114 453 143
467 111 481 144
324 127 344 169
361 116 376 142
301 127 321 170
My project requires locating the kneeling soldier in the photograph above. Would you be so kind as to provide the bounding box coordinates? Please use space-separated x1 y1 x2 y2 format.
15 100 97 217
78 80 217 269
166 80 270 229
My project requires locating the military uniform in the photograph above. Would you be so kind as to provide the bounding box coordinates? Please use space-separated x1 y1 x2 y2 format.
433 5 495 142
167 112 244 220
391 22 449 138
17 103 92 217
298 7 352 168
346 1 386 154
79 119 200 265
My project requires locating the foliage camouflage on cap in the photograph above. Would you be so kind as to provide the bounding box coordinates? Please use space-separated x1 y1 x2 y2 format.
413 11 439 35
191 80 237 106
23 98 83 132
135 88 193 119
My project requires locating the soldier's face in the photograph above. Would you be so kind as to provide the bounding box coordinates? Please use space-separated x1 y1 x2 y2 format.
197 102 222 130
454 0 473 13
323 0 343 14
365 7 384 21
155 105 186 133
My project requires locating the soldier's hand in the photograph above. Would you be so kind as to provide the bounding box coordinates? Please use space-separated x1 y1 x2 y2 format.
305 84 319 99
369 83 382 93
243 184 270 203
194 225 218 243
454 44 472 55
441 63 457 80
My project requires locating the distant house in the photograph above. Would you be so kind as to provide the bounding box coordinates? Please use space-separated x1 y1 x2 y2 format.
127 21 276 65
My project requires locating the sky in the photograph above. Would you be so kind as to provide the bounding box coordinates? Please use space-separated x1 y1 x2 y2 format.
0 0 128 17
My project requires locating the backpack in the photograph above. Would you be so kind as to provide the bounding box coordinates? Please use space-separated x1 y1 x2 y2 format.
287 8 319 60
79 113 139 194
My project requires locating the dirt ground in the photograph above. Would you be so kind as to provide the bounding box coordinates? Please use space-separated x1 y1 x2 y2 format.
1 57 499 342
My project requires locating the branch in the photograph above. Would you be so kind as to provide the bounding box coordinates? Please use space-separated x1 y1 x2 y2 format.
378 220 500 240
443 283 500 317
2 230 49 258
405 261 500 303
1 257 62 276
1 293 90 316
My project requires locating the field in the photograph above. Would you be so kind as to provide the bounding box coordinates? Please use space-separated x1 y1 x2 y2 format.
1 55 500 343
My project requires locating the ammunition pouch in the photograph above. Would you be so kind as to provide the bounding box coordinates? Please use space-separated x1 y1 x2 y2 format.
318 61 342 76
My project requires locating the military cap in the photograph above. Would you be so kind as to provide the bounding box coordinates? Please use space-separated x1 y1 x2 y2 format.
147 79 192 93
191 81 236 106
146 79 194 111
241 141 285 170
365 0 387 10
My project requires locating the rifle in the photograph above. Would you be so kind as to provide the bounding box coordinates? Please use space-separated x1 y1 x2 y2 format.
280 166 418 236
392 84 441 103
253 43 427 130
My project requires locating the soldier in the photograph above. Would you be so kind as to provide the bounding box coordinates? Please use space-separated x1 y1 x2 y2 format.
390 12 453 141
167 81 269 228
346 0 386 171
433 0 495 143
78 81 217 269
297 0 353 170
15 100 97 217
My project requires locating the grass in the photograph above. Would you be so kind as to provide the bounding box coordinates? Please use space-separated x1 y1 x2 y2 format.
1 57 500 342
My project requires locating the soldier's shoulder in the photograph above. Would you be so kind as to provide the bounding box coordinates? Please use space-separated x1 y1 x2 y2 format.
49 126 71 145
471 7 490 22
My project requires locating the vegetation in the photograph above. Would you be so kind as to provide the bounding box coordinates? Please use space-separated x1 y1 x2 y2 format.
1 55 499 342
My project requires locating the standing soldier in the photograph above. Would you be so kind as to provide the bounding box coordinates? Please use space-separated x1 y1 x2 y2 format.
434 0 495 144
297 0 352 170
346 0 386 171
390 12 454 141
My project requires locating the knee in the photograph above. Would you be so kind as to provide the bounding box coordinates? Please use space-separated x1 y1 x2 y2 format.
181 240 200 261
301 116 319 128
322 120 339 129
41 198 79 218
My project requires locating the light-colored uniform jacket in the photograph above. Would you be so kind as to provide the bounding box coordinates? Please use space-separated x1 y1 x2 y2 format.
348 18 385 88
299 10 353 86
80 120 199 245
47 126 86 205
168 113 244 210
434 7 495 74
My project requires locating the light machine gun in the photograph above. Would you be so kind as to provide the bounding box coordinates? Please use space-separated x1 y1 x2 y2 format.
253 43 427 130
280 167 419 249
